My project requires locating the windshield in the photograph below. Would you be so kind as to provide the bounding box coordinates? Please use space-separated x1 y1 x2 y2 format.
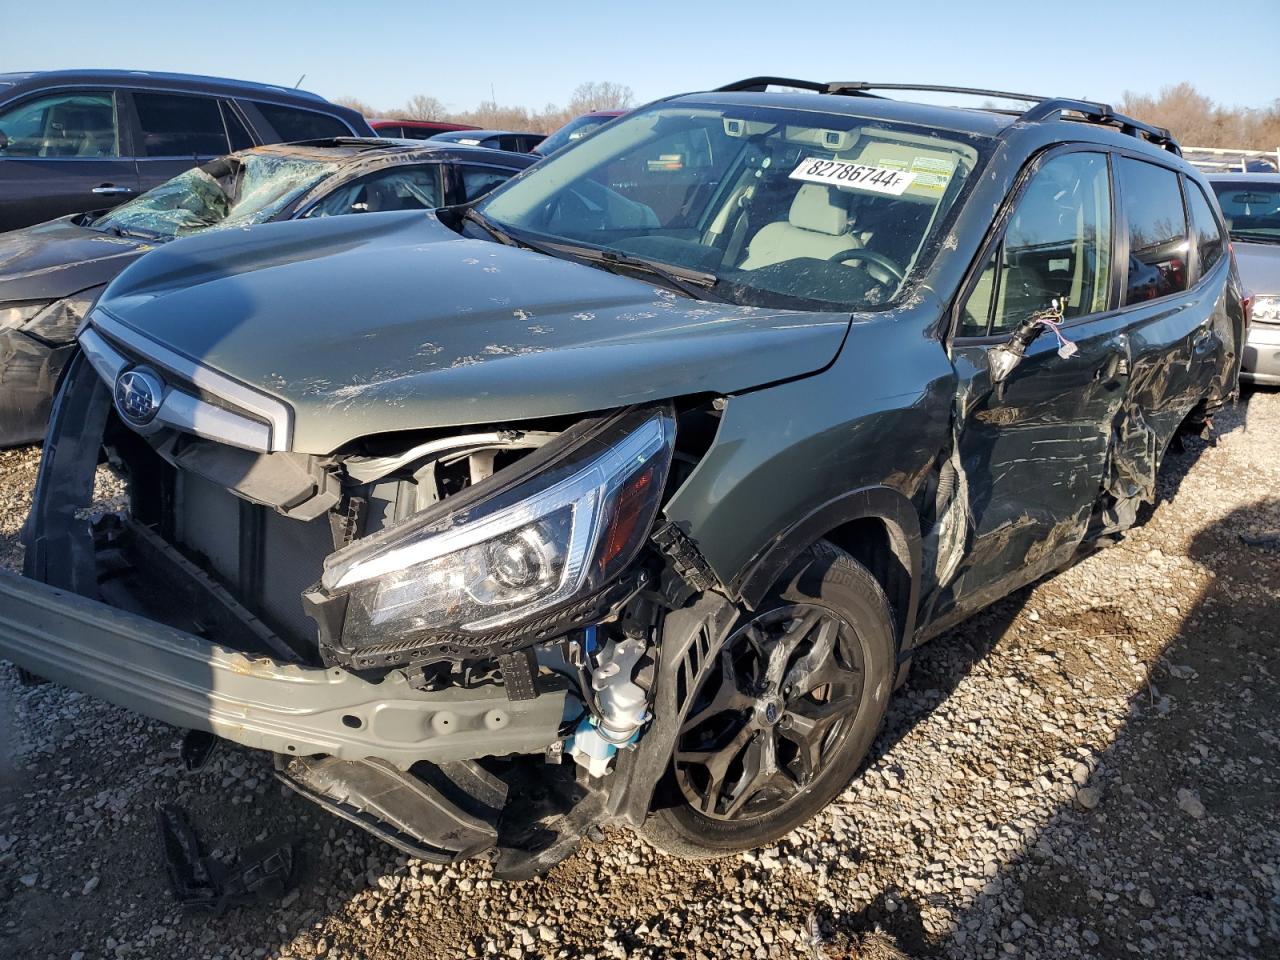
92 152 338 239
1210 179 1280 243
537 115 617 156
477 102 988 310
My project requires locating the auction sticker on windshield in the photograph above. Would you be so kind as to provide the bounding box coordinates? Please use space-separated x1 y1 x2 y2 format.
790 157 916 195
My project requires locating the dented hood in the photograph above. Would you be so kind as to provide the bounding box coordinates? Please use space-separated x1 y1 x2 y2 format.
96 211 852 454
0 217 153 302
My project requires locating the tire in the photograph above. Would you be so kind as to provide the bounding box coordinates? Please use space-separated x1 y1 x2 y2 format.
642 541 896 858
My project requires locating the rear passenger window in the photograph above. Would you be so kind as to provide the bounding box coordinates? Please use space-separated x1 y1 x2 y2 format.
255 103 351 142
1117 157 1189 304
959 152 1112 337
133 92 229 156
221 102 255 152
1185 180 1225 277
459 165 517 202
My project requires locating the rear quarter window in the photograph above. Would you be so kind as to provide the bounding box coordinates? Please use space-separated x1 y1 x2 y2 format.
1185 180 1225 277
1117 157 1189 305
254 102 352 142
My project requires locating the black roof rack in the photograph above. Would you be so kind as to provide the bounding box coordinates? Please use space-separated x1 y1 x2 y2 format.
712 79 1182 155
1022 98 1180 155
826 81 1046 102
715 77 834 94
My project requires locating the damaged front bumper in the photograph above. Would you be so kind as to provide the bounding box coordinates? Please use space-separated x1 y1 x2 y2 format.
0 571 570 769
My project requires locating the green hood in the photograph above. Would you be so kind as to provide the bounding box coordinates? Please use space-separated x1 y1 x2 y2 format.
97 211 852 454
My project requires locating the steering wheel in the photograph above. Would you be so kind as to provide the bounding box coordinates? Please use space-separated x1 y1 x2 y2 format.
828 248 906 286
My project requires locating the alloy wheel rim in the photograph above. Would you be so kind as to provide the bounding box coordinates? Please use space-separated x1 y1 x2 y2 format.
673 603 866 822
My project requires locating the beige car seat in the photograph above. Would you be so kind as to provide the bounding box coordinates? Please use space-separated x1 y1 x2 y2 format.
739 183 861 269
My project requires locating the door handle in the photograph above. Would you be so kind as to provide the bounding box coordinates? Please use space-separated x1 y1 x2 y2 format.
91 185 133 195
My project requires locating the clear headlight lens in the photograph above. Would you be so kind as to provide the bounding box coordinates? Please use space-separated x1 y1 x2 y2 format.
0 288 104 341
0 302 46 332
323 406 675 645
1254 295 1280 325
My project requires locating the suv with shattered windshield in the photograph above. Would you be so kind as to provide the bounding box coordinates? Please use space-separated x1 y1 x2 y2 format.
0 79 1243 877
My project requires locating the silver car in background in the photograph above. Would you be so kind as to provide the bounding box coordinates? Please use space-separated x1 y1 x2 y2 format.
1209 174 1280 385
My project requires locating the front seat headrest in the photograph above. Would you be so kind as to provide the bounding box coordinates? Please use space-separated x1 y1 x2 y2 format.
788 183 850 236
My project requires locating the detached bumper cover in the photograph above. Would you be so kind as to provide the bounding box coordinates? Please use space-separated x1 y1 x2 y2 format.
0 571 569 769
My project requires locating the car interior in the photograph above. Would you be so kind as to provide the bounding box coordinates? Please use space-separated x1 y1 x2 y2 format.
0 94 118 158
532 116 978 309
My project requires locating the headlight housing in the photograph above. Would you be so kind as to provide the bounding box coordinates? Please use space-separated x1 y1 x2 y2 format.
0 302 46 332
321 405 675 654
1254 294 1280 325
0 288 104 342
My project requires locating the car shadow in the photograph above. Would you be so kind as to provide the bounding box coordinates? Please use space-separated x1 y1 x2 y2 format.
817 426 1278 956
861 406 1223 777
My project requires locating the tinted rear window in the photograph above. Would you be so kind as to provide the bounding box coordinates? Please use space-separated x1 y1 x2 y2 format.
1185 181 1225 276
133 92 229 157
1117 157 1189 305
255 102 352 142
1210 179 1280 243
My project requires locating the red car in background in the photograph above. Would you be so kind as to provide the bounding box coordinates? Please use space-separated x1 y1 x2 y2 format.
369 118 480 140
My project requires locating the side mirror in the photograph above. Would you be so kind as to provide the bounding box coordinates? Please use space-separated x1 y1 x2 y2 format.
987 314 1048 384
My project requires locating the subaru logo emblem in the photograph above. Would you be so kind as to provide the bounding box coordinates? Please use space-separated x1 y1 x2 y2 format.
114 367 164 426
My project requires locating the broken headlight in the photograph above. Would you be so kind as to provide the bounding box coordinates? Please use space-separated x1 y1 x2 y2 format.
323 406 675 646
0 288 103 342
0 302 46 332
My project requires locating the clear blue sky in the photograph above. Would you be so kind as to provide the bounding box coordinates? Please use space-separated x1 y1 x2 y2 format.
3 0 1277 114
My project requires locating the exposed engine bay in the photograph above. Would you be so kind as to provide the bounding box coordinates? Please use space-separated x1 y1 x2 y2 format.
29 353 726 877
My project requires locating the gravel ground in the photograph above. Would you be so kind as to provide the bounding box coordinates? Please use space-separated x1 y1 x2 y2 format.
2 390 1278 960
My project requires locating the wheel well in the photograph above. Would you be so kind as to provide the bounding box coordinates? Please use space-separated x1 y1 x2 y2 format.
824 517 913 649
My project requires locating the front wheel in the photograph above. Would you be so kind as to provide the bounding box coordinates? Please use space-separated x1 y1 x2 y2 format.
642 542 896 857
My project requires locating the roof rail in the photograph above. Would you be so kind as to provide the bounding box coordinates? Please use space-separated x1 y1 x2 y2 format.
711 79 1183 155
1022 98 1181 155
715 77 830 94
825 81 1046 102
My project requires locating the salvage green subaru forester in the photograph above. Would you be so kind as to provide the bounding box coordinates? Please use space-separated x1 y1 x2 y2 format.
0 79 1244 877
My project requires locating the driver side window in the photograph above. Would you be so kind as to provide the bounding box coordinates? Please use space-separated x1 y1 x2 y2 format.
960 152 1113 337
0 90 119 158
305 166 443 218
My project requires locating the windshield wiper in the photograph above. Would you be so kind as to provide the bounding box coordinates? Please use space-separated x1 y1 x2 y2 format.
1230 230 1280 245
462 207 552 255
100 223 165 241
539 240 722 301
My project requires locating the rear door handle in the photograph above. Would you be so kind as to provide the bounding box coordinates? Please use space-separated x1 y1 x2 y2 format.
91 185 133 195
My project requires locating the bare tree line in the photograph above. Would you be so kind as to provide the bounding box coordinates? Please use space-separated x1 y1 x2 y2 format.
1117 83 1280 149
335 81 635 133
337 79 1280 149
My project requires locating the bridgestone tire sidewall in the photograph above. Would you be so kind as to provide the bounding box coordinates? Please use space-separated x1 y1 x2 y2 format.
644 542 896 857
